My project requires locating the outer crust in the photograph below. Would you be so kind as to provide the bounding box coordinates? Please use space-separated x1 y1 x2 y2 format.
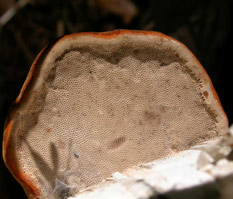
2 30 229 199
2 41 57 199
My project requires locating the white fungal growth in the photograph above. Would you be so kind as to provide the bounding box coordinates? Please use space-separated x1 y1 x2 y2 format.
50 179 72 199
47 170 81 199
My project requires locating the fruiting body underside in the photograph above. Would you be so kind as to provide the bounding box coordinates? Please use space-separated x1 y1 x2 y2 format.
3 30 228 199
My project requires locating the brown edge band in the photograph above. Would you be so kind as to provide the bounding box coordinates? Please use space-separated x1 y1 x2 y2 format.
2 29 229 199
2 39 58 199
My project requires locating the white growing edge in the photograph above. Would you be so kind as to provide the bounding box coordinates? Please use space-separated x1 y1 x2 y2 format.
67 125 233 199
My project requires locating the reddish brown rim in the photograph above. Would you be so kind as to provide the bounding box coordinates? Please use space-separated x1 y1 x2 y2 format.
2 30 229 199
3 120 40 198
2 42 56 199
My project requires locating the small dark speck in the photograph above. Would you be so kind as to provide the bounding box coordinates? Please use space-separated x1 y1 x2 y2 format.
73 151 79 158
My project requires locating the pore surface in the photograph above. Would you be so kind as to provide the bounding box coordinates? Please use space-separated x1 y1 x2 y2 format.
16 44 216 196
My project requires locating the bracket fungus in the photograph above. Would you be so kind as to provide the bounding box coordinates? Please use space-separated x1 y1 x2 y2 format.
2 30 228 199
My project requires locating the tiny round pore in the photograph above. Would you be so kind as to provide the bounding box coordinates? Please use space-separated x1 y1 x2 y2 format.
15 39 217 197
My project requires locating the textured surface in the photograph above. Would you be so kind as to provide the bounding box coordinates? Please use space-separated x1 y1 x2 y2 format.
3 31 228 199
1 2 232 199
19 48 215 194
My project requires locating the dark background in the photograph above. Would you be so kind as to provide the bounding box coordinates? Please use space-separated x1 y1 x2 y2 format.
0 0 232 198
